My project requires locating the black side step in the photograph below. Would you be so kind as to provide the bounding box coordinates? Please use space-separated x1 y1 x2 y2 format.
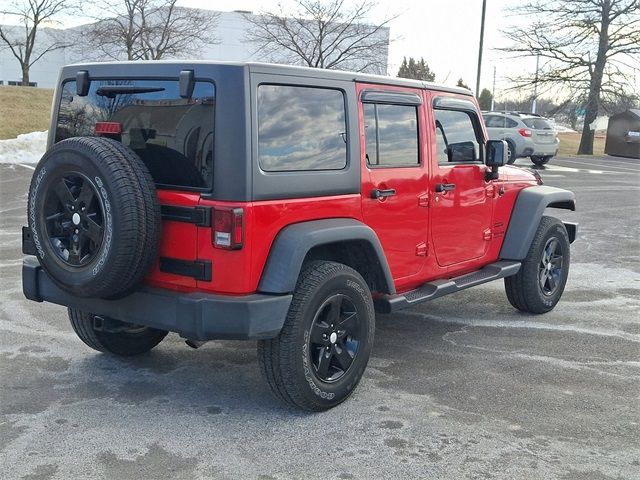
374 261 521 314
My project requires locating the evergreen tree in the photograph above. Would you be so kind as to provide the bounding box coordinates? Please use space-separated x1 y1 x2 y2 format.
397 56 435 81
478 88 493 110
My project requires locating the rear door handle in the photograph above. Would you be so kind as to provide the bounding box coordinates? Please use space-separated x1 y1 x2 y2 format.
371 188 396 199
435 183 456 193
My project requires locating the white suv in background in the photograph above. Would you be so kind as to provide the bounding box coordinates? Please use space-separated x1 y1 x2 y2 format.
483 112 560 166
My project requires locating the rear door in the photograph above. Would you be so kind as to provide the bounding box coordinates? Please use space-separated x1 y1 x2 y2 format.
54 78 215 288
358 84 429 283
483 114 506 140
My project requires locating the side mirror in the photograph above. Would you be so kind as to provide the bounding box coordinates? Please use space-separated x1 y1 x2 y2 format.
486 139 507 167
485 139 507 180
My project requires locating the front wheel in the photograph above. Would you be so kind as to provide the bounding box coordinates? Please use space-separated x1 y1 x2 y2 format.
504 216 570 313
531 155 552 166
258 261 375 411
68 308 167 356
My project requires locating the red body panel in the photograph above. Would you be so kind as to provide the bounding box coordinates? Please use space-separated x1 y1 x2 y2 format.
145 190 200 291
144 84 538 297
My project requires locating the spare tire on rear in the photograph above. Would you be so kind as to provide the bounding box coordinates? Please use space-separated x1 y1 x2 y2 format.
27 137 161 298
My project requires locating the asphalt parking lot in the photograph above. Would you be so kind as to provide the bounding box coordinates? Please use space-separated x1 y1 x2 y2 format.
1 155 639 480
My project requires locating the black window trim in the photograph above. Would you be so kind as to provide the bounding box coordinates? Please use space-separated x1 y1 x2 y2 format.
57 76 216 194
433 96 486 166
363 101 422 169
360 89 423 106
256 82 349 174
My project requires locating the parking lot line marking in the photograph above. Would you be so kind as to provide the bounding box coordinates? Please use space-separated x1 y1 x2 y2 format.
552 158 640 173
18 164 36 171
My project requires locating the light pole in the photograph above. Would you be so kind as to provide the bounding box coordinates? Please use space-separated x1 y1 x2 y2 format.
475 0 487 98
491 66 496 111
532 53 540 113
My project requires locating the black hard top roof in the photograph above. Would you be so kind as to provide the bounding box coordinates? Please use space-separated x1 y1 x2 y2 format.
61 60 474 97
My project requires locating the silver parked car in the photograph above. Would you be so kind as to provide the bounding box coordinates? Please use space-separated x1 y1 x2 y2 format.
483 112 560 166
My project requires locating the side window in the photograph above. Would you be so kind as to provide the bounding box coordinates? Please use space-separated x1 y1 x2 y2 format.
434 109 481 164
257 85 347 172
505 117 519 128
363 103 419 166
483 115 501 128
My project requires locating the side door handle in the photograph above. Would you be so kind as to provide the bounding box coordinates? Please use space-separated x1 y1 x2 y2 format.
435 183 456 193
371 188 396 199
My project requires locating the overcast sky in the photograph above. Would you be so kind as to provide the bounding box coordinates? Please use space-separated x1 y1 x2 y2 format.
176 0 541 99
2 0 637 101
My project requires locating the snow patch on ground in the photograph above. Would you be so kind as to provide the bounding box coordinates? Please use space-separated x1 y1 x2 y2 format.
0 131 47 164
554 124 577 133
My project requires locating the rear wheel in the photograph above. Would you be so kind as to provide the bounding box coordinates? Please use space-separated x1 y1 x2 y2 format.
506 140 517 164
258 261 375 411
505 216 570 313
531 155 551 166
68 308 167 356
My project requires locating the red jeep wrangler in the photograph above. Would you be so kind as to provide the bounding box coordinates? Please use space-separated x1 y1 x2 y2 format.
22 62 577 411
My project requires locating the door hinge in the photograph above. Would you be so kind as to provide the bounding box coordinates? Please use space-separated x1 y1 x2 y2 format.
416 242 428 256
483 229 493 241
418 194 429 207
485 185 496 198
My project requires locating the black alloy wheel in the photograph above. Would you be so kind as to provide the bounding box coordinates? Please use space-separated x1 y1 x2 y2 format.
43 171 105 267
257 261 375 411
504 216 570 314
538 237 564 296
27 136 161 298
308 293 362 383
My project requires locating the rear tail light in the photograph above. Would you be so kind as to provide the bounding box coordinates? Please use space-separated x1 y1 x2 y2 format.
95 122 122 135
213 207 243 249
518 128 532 137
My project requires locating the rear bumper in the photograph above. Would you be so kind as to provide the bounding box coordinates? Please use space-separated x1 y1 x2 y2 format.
22 256 292 341
531 142 559 157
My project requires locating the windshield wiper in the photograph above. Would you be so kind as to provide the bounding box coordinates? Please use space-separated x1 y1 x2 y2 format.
95 86 165 98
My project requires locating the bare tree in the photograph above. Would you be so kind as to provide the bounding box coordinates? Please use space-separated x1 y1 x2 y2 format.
83 0 218 61
501 0 640 154
244 0 394 74
0 0 76 85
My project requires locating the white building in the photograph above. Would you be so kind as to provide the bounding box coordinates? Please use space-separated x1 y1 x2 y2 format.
0 10 389 89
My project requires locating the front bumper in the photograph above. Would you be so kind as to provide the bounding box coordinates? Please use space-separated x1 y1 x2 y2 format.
22 256 292 341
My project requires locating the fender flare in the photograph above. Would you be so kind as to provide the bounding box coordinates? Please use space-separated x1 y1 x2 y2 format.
500 185 576 260
258 218 395 294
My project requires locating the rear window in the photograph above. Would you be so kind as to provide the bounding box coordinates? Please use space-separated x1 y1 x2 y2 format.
522 118 553 130
56 79 215 190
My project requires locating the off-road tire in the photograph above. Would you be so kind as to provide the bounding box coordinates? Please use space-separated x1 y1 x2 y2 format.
68 308 167 356
27 137 160 298
258 261 375 411
505 216 570 313
531 155 551 166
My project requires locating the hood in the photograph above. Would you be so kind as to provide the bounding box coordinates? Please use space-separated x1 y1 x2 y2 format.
502 165 542 185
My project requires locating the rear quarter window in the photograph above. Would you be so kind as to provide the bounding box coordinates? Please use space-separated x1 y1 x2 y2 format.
257 85 347 172
56 79 215 190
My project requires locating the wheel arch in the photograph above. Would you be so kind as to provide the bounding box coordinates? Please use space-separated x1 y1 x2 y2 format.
500 186 576 260
258 218 395 295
